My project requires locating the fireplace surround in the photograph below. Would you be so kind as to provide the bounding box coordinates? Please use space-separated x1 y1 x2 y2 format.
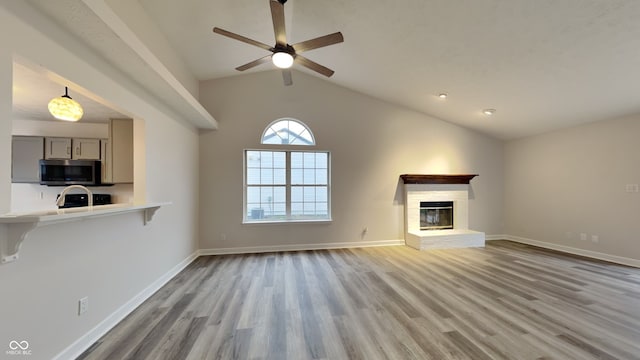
400 174 485 250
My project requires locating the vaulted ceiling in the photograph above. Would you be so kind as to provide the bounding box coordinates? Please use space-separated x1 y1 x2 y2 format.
19 0 640 139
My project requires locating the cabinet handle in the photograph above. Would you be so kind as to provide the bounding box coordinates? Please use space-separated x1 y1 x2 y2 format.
76 147 80 155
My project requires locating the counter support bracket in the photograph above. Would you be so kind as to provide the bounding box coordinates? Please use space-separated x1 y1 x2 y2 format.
1 222 38 264
144 206 161 225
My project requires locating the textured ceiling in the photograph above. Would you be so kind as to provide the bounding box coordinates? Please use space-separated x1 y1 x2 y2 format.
12 61 126 123
15 0 640 139
137 0 640 139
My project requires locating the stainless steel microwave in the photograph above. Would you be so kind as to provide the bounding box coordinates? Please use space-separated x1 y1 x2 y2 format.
39 159 102 186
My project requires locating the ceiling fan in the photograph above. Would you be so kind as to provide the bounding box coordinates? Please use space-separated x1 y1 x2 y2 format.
212 0 344 86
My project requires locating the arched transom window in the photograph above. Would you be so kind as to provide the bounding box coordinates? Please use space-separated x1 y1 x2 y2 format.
261 118 315 145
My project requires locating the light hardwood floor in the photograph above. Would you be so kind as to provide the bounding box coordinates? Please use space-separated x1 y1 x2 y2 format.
79 241 640 360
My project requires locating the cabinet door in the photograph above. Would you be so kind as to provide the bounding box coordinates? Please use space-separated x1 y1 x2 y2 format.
110 119 133 183
101 139 112 183
45 137 71 159
12 136 44 183
72 138 101 160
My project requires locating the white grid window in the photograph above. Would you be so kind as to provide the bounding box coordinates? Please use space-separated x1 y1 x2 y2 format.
291 152 328 218
246 151 287 219
245 119 330 223
244 150 330 222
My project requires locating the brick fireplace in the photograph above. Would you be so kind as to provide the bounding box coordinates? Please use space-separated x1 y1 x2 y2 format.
400 174 485 250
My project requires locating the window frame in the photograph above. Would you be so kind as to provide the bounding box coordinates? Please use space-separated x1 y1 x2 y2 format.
243 147 332 224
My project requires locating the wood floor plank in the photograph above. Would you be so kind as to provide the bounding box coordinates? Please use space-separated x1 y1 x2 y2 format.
443 330 494 360
291 252 328 359
125 293 196 360
79 241 640 360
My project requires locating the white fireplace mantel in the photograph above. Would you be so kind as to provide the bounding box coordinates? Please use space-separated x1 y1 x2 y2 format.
400 174 485 250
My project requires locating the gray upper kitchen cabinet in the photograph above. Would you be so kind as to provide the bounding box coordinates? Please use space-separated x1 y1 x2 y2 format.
72 138 101 160
44 137 71 159
12 136 44 183
44 137 101 160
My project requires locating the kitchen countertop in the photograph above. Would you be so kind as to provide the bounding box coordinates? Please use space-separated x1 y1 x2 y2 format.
0 202 170 264
0 202 169 223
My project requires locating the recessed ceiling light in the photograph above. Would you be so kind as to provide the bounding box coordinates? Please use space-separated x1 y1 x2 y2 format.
483 109 496 116
438 93 448 99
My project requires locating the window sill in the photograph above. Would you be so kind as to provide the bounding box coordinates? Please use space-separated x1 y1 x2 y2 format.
242 218 332 225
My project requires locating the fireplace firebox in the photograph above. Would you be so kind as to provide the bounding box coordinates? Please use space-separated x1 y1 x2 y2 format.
420 201 453 230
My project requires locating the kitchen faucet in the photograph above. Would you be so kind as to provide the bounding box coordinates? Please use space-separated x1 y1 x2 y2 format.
56 185 93 208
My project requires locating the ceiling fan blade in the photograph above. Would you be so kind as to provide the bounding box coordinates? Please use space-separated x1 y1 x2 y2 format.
269 1 287 46
236 55 272 71
213 27 272 51
292 32 344 53
282 69 293 86
295 55 335 77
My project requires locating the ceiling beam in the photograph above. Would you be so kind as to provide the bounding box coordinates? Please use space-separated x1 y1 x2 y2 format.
81 0 217 129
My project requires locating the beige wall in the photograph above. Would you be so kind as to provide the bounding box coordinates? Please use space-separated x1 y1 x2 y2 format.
505 114 640 261
0 48 11 214
198 70 504 251
0 3 199 359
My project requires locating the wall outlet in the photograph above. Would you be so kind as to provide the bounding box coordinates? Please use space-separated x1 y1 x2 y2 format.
591 235 599 243
580 233 587 241
78 297 89 315
626 184 639 193
220 233 227 241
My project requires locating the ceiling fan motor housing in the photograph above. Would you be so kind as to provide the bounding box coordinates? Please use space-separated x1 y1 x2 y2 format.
273 44 296 55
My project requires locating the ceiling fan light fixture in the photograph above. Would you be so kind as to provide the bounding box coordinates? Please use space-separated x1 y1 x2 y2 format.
483 108 496 116
48 86 83 122
272 52 294 69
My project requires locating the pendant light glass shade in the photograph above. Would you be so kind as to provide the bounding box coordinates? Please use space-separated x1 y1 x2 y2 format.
48 87 83 122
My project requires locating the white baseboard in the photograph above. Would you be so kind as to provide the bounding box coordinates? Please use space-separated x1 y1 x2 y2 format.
485 234 507 241
53 251 199 360
199 239 405 256
498 235 640 268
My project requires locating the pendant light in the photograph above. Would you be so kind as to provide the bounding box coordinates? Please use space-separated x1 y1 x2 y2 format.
48 86 83 121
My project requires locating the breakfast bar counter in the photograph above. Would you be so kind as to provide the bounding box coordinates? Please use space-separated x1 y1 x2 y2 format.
0 202 170 264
